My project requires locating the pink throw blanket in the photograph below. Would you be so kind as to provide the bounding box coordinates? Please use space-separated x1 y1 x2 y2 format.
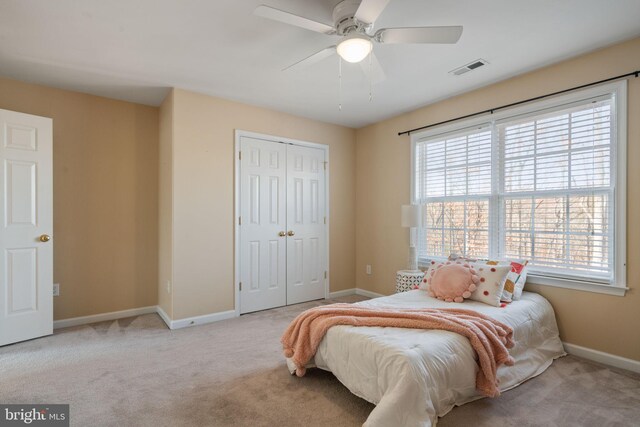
281 304 515 397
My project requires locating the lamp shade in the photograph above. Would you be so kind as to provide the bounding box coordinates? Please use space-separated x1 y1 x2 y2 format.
401 204 422 228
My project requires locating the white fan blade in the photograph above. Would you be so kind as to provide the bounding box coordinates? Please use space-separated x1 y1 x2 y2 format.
359 51 386 85
254 5 335 34
377 26 463 44
283 46 336 71
354 0 391 24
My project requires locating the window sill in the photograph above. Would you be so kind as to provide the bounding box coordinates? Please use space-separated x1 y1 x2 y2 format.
526 274 628 297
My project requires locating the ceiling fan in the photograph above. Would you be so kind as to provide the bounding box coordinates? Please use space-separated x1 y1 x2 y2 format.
254 0 463 79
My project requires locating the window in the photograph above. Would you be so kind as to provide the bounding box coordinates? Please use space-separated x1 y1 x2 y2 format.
415 126 493 259
413 82 627 295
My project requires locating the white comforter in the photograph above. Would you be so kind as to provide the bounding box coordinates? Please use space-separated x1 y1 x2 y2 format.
286 290 565 426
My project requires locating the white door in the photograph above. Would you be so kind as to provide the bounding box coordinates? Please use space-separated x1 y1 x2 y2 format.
239 137 287 314
286 144 326 305
0 109 53 346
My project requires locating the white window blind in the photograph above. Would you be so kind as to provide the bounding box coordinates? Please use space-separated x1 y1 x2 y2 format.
414 89 623 288
415 126 493 259
498 98 613 282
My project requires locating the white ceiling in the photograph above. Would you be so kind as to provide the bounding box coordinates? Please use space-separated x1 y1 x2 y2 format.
1 0 639 128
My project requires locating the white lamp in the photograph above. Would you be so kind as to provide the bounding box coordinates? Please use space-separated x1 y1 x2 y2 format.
401 204 423 271
336 34 373 63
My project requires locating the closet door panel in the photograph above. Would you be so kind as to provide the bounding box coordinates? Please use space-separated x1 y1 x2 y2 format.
286 144 326 305
239 137 287 314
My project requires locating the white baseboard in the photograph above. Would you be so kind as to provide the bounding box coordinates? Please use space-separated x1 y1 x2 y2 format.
563 342 640 374
54 305 238 331
156 305 172 329
355 288 386 299
166 310 237 330
328 288 386 299
53 306 158 329
328 288 357 298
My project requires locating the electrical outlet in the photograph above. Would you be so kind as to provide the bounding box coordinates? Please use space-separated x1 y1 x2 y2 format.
53 283 60 297
166 280 171 294
366 265 372 275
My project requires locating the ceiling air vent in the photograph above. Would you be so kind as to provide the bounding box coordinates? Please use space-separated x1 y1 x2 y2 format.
450 59 488 76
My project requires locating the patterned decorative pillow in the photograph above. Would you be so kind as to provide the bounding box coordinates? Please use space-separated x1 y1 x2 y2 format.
467 263 511 307
511 261 529 300
422 259 511 307
449 254 529 302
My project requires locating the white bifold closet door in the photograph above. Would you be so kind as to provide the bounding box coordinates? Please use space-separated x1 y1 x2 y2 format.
239 136 326 314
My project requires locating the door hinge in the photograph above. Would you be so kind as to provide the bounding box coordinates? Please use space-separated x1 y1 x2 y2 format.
239 151 242 160
239 216 242 225
324 216 326 225
324 271 327 279
323 161 327 170
239 282 242 291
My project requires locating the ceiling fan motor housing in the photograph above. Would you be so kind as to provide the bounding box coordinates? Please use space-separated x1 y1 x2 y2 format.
333 0 371 35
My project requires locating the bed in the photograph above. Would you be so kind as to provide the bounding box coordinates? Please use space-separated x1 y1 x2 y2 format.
286 289 565 427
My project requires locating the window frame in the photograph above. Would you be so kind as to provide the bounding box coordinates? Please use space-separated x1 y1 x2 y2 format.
410 80 627 296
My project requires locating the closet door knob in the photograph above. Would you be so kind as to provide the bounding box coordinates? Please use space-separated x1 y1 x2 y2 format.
278 231 286 237
39 234 51 242
287 230 295 236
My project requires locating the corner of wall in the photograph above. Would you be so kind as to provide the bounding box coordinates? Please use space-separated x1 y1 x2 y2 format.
158 89 175 318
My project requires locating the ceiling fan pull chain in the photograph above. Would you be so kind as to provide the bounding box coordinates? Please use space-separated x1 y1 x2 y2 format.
369 52 373 102
338 56 342 111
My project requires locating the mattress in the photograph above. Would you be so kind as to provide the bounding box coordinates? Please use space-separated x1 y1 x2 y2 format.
286 290 566 427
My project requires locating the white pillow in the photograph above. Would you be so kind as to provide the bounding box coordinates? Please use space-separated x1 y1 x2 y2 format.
419 261 439 290
468 263 511 307
512 265 529 300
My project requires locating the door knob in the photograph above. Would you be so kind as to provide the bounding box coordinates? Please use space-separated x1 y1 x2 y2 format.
39 234 51 242
287 230 295 236
278 231 286 237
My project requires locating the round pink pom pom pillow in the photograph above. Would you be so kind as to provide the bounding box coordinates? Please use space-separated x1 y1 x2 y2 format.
427 262 480 303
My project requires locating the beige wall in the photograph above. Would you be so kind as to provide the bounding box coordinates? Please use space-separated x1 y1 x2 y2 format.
161 89 356 319
356 37 640 361
0 77 159 320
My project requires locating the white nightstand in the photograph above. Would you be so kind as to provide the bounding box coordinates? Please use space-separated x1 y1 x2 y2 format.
396 270 425 293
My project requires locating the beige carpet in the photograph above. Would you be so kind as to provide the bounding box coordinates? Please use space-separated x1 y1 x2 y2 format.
1 295 639 427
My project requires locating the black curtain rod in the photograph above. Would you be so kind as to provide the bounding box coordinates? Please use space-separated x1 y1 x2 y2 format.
398 70 640 136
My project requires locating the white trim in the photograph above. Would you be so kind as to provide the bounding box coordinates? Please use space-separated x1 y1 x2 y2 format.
234 130 330 314
234 136 241 317
527 274 627 296
54 305 240 331
355 288 385 299
53 306 158 330
166 310 237 330
156 305 172 329
563 342 640 374
324 144 331 300
328 288 357 298
327 288 386 299
614 80 627 295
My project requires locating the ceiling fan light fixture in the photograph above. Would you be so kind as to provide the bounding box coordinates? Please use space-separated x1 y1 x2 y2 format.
336 34 372 63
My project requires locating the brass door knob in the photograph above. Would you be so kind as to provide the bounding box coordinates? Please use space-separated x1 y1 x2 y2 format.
287 230 295 236
39 234 51 242
278 231 286 237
